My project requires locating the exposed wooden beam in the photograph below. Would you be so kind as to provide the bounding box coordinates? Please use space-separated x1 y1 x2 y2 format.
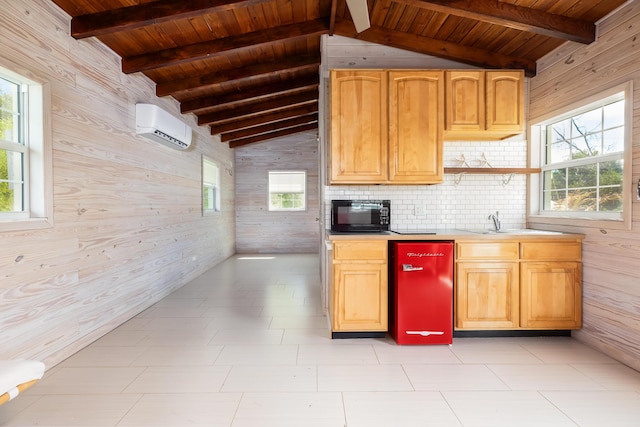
209 103 318 134
398 0 595 44
157 53 320 97
329 0 338 35
198 89 318 125
221 113 319 142
179 73 319 114
229 123 318 148
71 0 275 39
200 86 319 117
333 20 537 76
122 19 329 74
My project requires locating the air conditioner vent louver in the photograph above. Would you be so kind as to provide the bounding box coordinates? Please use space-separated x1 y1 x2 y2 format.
151 129 189 148
135 103 192 150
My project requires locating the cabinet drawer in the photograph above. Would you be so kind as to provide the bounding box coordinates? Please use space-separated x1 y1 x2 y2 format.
520 242 581 260
333 241 387 261
457 242 519 260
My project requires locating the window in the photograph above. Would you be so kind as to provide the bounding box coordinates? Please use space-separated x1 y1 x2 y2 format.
0 65 51 230
530 82 632 226
0 76 24 213
202 156 220 213
268 170 306 211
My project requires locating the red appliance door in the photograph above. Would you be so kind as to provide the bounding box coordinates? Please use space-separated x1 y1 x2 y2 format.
392 241 454 344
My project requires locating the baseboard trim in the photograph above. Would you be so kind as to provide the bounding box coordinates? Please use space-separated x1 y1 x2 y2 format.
453 330 572 338
331 331 386 339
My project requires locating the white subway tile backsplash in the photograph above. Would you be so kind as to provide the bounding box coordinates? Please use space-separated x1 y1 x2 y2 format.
325 140 529 230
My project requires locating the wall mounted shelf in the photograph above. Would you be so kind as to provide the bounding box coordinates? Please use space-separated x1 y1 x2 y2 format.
444 167 541 186
444 167 541 174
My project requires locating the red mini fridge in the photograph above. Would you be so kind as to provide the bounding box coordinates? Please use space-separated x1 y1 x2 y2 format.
390 241 454 345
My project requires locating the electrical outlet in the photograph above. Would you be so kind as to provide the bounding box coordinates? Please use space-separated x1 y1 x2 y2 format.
414 204 425 216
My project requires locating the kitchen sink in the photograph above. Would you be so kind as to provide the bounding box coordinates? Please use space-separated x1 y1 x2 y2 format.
462 229 563 235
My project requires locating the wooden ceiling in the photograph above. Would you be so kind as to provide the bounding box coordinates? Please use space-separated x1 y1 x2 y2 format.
49 0 627 148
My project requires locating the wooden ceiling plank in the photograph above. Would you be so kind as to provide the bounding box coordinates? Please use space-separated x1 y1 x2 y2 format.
228 122 318 148
209 103 318 134
370 0 393 26
198 90 318 125
397 0 595 43
181 73 320 113
396 5 421 33
156 53 320 96
221 113 319 142
122 19 329 73
71 0 276 39
436 15 478 44
406 7 433 34
384 2 407 29
333 19 537 76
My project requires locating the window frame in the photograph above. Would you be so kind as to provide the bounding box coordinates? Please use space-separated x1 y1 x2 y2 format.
528 81 633 230
268 170 307 212
0 60 52 231
0 78 27 216
202 155 221 214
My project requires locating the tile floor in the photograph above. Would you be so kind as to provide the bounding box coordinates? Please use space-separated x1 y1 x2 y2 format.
2 253 640 426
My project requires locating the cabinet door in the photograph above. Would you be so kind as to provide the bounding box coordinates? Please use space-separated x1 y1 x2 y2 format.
520 262 582 329
330 70 388 183
456 261 519 329
486 70 525 133
388 70 444 183
445 70 485 132
332 263 388 331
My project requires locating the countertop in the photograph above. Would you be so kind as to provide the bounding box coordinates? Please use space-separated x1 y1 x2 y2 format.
326 229 584 241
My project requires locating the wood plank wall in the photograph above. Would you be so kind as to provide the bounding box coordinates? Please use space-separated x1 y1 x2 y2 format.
235 130 320 253
529 1 640 371
0 1 235 367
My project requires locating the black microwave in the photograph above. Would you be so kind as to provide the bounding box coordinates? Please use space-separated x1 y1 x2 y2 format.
331 200 390 233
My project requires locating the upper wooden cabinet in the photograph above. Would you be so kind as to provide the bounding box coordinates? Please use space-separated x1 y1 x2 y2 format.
486 71 525 134
330 70 388 183
444 70 525 140
329 68 524 184
330 69 444 184
388 70 444 183
445 70 485 133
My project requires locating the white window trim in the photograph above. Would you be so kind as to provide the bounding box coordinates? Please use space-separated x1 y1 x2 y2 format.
0 59 53 232
202 155 221 215
268 170 307 212
528 81 633 230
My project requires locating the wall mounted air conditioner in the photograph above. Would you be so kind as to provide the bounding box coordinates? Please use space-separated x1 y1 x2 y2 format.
135 103 192 150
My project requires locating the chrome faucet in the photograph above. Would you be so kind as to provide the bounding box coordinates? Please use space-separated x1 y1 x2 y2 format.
489 211 501 231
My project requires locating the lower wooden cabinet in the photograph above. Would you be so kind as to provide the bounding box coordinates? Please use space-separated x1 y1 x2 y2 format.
331 241 388 332
520 241 582 329
455 239 582 331
328 237 582 334
456 261 519 329
456 241 520 329
520 262 582 329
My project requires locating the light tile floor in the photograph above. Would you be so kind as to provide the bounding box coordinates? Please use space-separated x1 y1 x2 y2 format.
2 254 640 426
